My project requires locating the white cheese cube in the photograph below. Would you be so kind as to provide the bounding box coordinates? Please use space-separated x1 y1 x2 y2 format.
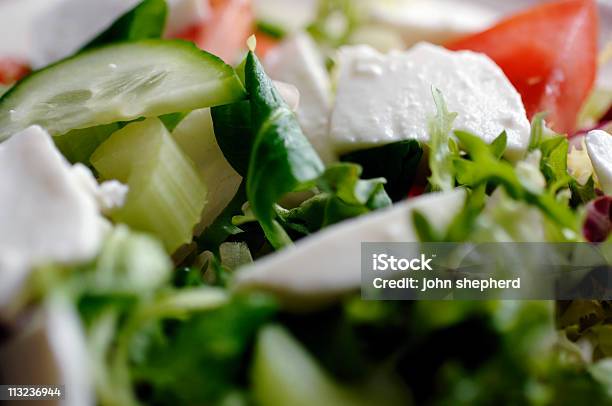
370 0 498 46
166 0 210 36
265 34 335 163
29 0 209 68
586 129 612 195
329 42 531 160
234 189 465 306
30 0 142 68
0 296 94 406
254 0 319 34
0 126 108 308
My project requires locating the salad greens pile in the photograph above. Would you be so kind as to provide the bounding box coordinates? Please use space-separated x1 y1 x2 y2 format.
2 0 612 405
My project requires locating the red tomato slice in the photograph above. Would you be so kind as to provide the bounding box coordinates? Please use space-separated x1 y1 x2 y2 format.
0 59 30 86
253 30 280 58
196 0 255 63
447 0 598 135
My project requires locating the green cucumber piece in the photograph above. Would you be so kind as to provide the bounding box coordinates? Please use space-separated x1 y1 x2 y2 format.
0 40 245 141
91 118 207 253
54 123 120 165
253 325 410 406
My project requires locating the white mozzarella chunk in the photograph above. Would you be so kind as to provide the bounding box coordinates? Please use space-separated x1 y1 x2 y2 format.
30 0 142 68
0 0 65 61
370 0 498 46
586 130 612 195
166 0 210 36
0 126 109 308
233 189 465 305
265 34 336 163
0 296 94 406
253 0 319 34
71 163 129 214
329 42 531 160
28 0 208 68
273 80 300 112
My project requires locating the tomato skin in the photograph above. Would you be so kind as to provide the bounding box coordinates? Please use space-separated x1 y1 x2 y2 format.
196 0 254 63
253 30 280 58
0 59 30 85
447 0 598 135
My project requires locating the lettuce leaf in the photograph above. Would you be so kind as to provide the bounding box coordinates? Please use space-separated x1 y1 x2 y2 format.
131 294 276 405
341 140 423 202
243 50 325 248
277 163 391 235
453 130 577 232
427 87 458 192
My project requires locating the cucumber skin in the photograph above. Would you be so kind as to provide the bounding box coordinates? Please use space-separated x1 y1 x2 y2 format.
0 39 246 141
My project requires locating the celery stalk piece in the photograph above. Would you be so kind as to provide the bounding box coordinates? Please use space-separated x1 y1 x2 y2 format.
171 108 242 232
91 118 207 252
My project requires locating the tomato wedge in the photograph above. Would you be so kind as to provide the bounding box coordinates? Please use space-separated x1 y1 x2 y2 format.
197 0 254 63
0 59 29 85
172 0 255 63
447 0 598 135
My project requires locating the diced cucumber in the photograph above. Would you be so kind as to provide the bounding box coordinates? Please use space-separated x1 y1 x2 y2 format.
252 325 364 406
171 108 242 232
54 123 120 165
91 118 207 252
0 40 245 141
252 325 410 406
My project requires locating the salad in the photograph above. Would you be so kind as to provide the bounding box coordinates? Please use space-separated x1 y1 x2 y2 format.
1 0 612 405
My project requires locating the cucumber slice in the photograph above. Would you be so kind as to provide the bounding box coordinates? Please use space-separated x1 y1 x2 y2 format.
0 40 245 141
252 326 410 406
91 118 207 252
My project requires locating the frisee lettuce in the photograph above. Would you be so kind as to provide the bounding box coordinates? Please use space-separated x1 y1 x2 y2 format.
341 140 423 202
427 87 458 192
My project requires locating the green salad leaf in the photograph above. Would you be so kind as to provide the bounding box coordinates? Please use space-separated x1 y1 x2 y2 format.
197 182 248 251
341 140 423 202
277 163 391 236
132 294 277 405
428 87 458 192
243 50 324 248
84 0 167 50
570 176 597 207
211 100 253 176
54 123 120 166
453 130 577 232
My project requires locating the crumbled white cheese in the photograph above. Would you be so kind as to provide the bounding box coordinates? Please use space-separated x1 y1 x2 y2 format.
0 126 117 309
265 33 336 163
30 0 141 68
370 0 498 46
166 0 210 36
71 163 129 214
329 42 531 160
586 129 612 194
28 0 208 68
233 189 465 306
253 0 319 34
0 295 94 406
